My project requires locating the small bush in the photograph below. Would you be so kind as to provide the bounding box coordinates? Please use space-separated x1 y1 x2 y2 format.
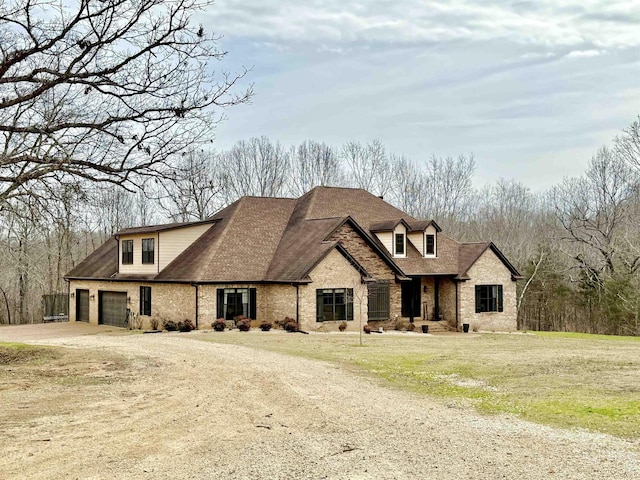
395 320 409 331
129 311 143 330
163 320 178 332
212 318 226 331
237 318 251 331
178 319 195 332
282 317 298 332
363 324 372 334
338 321 347 332
149 316 160 330
406 322 416 332
260 322 272 331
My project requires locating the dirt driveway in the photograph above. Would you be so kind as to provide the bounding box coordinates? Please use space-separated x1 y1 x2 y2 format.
1 323 638 479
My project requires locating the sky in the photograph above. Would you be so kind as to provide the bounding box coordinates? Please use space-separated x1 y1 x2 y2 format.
202 1 640 190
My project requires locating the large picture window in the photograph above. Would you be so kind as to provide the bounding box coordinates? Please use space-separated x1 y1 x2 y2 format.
217 288 257 320
475 285 503 313
142 238 154 264
140 286 152 316
122 240 133 265
316 288 353 322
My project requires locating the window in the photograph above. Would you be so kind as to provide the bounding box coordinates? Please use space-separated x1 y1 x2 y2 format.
217 288 257 320
394 233 405 256
475 285 503 313
316 288 353 322
140 286 151 316
367 281 390 321
142 238 154 264
122 240 133 265
425 234 435 255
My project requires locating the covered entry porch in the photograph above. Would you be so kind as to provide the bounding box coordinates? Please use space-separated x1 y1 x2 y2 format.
400 275 458 329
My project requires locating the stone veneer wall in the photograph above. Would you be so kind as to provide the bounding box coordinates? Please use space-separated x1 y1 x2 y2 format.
458 250 517 331
68 280 196 329
328 223 401 321
298 249 367 332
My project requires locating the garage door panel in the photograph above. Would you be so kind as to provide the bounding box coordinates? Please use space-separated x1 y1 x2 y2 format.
99 291 127 327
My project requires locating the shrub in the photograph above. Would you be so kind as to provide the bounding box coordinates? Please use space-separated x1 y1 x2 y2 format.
260 322 272 331
163 320 178 332
282 317 298 332
338 321 347 332
406 322 416 332
149 316 160 330
395 320 409 331
363 324 372 334
212 318 226 331
178 319 195 332
129 311 143 330
237 318 251 331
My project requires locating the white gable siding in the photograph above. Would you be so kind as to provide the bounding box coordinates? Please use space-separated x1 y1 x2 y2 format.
119 233 159 275
375 232 393 255
407 231 423 255
158 224 211 270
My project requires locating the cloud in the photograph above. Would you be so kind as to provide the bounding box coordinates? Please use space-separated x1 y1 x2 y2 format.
566 49 605 58
208 1 639 52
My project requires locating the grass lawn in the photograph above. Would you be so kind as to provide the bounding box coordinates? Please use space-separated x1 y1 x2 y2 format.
197 331 640 439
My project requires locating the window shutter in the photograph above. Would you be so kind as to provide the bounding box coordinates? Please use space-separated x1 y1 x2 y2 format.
249 288 257 320
498 285 503 312
475 286 481 313
316 290 323 322
347 288 354 321
216 289 224 319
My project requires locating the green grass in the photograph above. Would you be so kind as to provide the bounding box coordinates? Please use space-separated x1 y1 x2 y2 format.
0 342 60 364
196 331 640 438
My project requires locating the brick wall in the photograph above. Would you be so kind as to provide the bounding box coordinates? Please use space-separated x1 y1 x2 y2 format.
328 223 401 320
68 279 195 329
298 249 368 332
458 250 517 331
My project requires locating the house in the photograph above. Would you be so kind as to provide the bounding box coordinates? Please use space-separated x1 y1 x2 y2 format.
65 186 522 332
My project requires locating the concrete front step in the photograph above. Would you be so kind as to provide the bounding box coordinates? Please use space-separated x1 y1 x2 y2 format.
420 321 454 333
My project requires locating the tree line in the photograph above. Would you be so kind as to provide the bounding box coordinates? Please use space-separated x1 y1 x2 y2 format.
0 0 637 334
1 120 638 335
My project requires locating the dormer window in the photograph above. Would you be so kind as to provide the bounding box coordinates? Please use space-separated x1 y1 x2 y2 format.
394 233 405 256
425 234 435 256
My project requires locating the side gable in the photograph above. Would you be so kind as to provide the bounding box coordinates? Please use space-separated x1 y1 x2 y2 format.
457 242 522 280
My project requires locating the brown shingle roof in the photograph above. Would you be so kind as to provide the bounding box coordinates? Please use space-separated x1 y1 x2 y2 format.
65 186 520 283
116 219 215 235
65 237 118 279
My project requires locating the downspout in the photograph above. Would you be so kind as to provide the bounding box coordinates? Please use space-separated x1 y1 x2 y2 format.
455 281 459 331
192 283 199 329
157 233 160 274
65 279 70 323
295 284 300 327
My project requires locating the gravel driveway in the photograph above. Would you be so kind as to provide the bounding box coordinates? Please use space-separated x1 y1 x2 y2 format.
1 324 638 479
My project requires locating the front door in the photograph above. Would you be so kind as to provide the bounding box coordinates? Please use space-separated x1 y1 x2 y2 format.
401 278 421 320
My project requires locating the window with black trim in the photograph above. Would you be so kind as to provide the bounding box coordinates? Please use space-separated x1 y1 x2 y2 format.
142 238 154 264
394 233 405 256
216 288 257 320
316 288 353 322
140 286 151 316
425 234 435 255
122 240 133 264
475 285 503 313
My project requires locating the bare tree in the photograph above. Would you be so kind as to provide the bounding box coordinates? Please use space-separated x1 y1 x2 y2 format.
289 140 343 196
0 0 251 204
342 140 394 198
219 136 290 200
158 149 224 222
615 116 640 173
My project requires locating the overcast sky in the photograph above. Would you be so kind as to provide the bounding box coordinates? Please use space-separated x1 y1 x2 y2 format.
203 1 640 190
